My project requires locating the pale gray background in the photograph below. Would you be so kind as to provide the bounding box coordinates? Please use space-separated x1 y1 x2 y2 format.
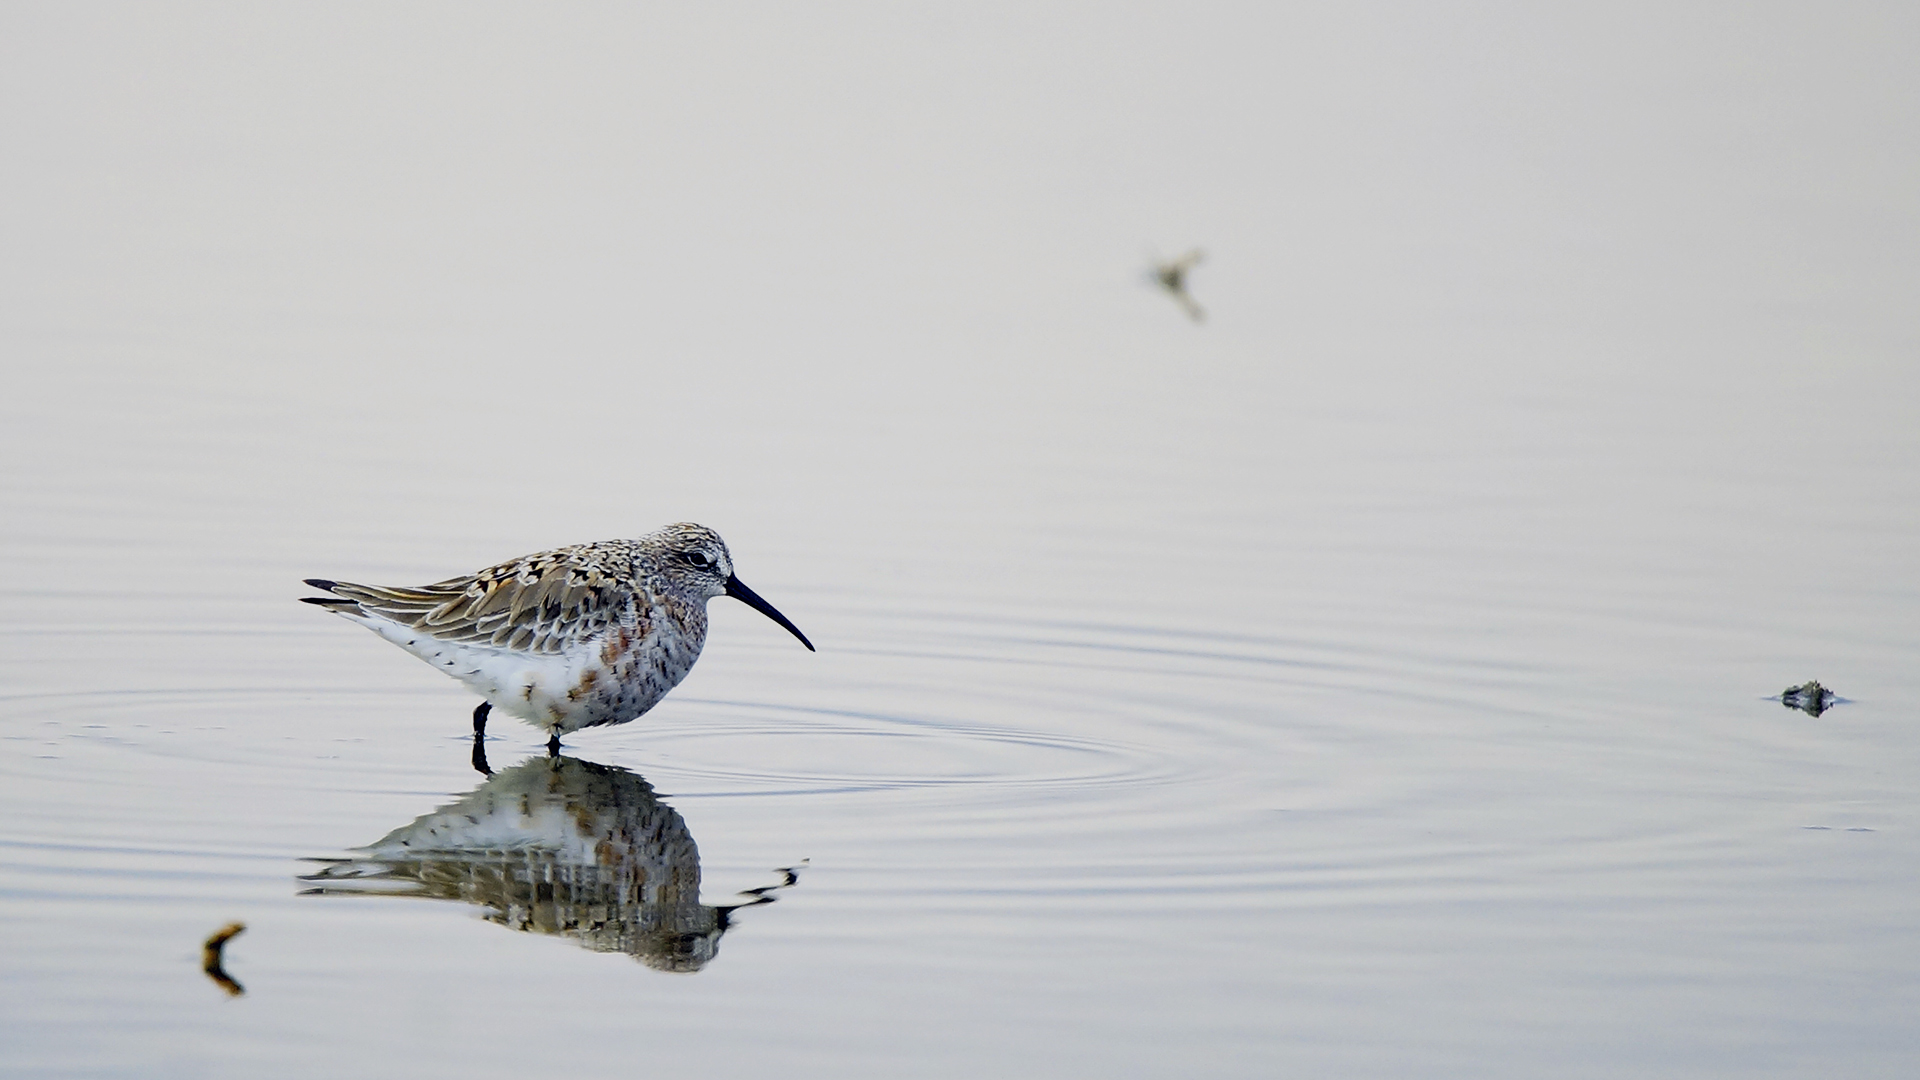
3 4 1917 1077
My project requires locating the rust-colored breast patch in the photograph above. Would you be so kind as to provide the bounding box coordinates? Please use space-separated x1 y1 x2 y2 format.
600 626 633 667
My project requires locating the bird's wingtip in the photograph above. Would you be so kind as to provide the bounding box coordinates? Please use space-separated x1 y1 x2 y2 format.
300 595 360 611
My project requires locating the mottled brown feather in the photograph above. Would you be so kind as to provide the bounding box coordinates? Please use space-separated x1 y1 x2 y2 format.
325 545 646 655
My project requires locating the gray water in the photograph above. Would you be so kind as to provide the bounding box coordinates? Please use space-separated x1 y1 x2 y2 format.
4 6 1918 1077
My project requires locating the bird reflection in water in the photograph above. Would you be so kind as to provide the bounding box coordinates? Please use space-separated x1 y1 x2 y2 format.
301 754 801 972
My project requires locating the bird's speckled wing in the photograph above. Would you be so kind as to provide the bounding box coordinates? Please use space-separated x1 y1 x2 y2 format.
322 545 643 656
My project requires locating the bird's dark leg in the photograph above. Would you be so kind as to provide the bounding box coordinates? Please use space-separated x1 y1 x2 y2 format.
469 702 495 775
546 732 562 757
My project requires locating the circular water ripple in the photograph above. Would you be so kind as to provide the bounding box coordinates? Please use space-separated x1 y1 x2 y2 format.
0 610 1419 816
0 614 1508 909
0 686 518 846
618 699 1193 796
0 681 1208 803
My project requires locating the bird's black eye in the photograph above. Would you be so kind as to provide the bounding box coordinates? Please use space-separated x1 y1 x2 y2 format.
681 551 712 568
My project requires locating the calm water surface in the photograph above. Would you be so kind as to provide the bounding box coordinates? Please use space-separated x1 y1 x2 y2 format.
3 7 1918 1078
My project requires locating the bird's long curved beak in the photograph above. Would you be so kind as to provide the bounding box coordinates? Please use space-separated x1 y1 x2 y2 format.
724 575 815 652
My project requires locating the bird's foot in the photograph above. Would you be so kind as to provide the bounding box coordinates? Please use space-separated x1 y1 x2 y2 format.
471 733 493 776
546 732 562 757
472 701 491 736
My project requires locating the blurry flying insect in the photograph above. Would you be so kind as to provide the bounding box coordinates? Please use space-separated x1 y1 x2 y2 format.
202 922 246 997
1151 248 1206 322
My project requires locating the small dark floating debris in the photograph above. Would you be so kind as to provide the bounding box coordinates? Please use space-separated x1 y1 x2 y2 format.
1779 680 1840 717
202 921 246 997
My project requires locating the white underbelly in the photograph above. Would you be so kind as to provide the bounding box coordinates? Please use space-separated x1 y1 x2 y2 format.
348 609 692 734
354 614 600 730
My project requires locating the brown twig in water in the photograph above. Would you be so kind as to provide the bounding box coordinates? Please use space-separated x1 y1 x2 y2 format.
202 922 246 997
